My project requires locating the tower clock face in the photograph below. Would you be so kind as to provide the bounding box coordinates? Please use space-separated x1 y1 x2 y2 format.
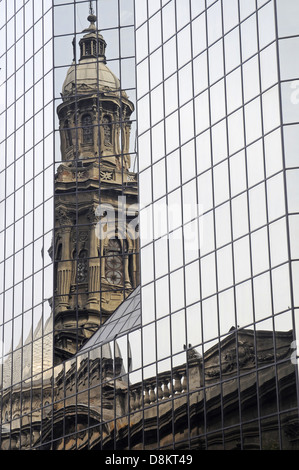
106 254 123 285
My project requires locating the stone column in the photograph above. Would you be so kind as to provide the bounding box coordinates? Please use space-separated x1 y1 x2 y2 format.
100 238 106 282
56 209 73 311
131 252 138 288
123 122 132 169
124 254 131 289
86 206 101 311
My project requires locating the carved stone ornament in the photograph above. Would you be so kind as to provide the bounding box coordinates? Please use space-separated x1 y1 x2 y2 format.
73 170 88 180
79 231 88 242
127 174 136 183
77 256 88 283
205 339 290 378
87 205 101 223
56 207 73 227
100 170 114 181
72 230 88 243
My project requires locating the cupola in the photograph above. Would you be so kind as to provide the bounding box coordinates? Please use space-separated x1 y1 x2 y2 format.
79 11 107 62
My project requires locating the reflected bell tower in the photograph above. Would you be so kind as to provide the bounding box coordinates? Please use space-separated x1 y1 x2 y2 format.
52 8 139 365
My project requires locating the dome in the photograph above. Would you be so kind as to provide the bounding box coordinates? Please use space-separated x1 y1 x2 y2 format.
62 57 121 97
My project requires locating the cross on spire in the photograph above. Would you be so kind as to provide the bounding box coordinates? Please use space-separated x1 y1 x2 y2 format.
89 1 94 16
86 0 97 32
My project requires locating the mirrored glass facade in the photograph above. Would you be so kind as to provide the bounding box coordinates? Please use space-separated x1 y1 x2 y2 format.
0 0 299 452
136 0 299 450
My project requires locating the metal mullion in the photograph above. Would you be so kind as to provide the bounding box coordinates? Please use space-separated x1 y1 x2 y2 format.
120 0 139 449
273 0 299 441
75 355 78 450
18 0 27 449
203 0 226 449
70 0 80 356
38 0 46 448
237 0 262 449
91 3 105 450
12 0 23 450
62 361 66 450
255 0 283 450
86 348 91 449
93 0 104 330
220 0 244 450
114 2 122 448
118 0 129 307
26 0 34 450
50 0 57 428
39 0 48 445
131 0 142 452
190 1 208 435
99 342 104 450
159 0 178 451
188 0 208 444
139 0 159 451
7 0 17 450
142 1 155 451
1 0 8 451
182 0 201 450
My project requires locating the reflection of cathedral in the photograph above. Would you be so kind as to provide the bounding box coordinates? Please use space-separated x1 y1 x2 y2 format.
1 305 298 450
52 11 139 364
1 8 299 452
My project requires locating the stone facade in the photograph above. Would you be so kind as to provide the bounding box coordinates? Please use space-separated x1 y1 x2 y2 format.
1 325 298 450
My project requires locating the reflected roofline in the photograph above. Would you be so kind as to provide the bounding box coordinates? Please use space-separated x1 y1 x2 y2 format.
76 286 141 356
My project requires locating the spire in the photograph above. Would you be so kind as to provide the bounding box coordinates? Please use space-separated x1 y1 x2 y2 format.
79 1 107 62
84 1 97 33
89 0 94 16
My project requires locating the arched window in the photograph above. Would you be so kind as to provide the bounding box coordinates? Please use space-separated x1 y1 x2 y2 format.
103 115 112 146
82 114 93 144
105 239 123 286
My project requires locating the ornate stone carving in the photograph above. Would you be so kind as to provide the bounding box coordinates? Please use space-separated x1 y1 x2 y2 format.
127 174 136 183
87 205 101 224
100 170 114 181
77 251 88 283
205 337 292 379
79 231 88 242
103 115 112 147
56 207 73 227
73 170 88 180
72 230 89 243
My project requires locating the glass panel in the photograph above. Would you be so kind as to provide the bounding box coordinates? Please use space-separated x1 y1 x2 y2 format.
245 97 262 144
241 15 258 62
200 254 216 299
224 27 241 74
199 210 215 256
249 183 267 231
276 0 299 38
287 170 299 212
217 245 234 290
258 2 276 49
170 268 185 312
284 124 299 168
233 236 251 283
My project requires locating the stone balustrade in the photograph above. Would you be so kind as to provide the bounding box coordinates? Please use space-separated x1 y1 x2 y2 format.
129 367 191 411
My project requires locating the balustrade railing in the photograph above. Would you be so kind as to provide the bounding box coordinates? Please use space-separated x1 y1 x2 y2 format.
129 364 198 411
